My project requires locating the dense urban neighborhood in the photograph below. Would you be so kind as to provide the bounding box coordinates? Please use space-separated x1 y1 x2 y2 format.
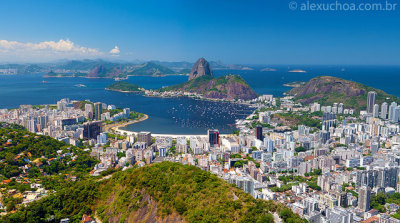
0 87 400 223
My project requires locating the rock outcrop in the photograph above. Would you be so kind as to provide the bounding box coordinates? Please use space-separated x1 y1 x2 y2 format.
188 58 213 80
87 65 107 78
88 65 122 78
288 76 366 103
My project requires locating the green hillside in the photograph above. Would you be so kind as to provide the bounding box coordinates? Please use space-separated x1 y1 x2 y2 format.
0 123 97 179
0 123 97 215
3 162 306 223
129 62 175 76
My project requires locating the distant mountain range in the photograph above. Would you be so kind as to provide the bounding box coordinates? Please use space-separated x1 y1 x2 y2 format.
105 58 258 100
287 76 400 110
45 61 177 78
84 62 176 78
0 59 255 77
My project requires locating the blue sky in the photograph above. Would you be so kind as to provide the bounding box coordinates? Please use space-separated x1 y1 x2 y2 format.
0 0 399 64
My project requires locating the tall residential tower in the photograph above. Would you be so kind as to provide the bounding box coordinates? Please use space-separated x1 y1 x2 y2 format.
367 91 376 114
94 102 103 120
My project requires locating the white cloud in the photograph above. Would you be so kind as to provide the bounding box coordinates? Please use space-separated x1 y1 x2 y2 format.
109 46 120 55
0 39 105 62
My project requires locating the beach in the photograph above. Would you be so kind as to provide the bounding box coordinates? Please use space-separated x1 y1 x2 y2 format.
103 114 149 133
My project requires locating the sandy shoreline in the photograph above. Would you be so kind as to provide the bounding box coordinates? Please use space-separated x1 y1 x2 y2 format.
103 114 149 133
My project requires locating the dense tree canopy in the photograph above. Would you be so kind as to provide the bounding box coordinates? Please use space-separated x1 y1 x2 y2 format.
2 162 306 223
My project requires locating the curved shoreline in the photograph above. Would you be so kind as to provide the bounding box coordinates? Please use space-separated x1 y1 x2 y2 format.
103 114 149 133
114 129 234 139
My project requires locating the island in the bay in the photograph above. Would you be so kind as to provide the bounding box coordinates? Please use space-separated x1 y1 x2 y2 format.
105 81 142 93
283 81 306 88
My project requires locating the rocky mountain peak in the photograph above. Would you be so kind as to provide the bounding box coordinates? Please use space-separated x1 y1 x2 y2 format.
188 58 213 80
87 65 106 78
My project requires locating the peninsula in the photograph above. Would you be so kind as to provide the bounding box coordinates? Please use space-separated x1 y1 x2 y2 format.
158 58 258 101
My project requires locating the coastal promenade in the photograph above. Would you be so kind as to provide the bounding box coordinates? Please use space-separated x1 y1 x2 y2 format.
115 129 207 138
114 128 233 139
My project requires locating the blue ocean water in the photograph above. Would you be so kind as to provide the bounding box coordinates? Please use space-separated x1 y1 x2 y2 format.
0 65 399 134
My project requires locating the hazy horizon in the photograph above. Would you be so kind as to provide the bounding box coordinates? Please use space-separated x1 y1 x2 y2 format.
1 58 400 67
0 0 399 65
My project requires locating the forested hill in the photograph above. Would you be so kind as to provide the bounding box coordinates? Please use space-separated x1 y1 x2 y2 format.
106 81 142 92
0 123 97 179
2 162 307 223
0 123 98 215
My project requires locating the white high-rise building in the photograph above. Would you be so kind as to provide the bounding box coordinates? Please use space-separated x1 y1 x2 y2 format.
393 106 400 123
97 132 108 144
389 102 397 121
263 137 274 153
311 102 321 112
367 91 377 114
85 103 93 113
373 104 379 118
381 102 388 119
358 186 371 212
332 103 338 114
338 103 344 114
